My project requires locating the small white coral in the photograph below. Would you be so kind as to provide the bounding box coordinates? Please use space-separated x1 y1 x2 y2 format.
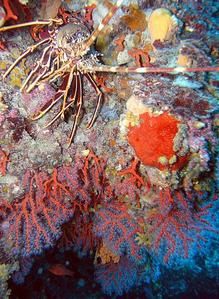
19 0 29 4
126 94 148 116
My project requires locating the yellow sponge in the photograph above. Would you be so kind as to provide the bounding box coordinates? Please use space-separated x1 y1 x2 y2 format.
148 8 178 43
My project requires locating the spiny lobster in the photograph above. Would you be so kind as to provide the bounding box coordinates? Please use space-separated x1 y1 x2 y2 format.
0 0 218 146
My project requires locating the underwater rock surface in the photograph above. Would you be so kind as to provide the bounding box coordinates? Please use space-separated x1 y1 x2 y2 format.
0 0 218 298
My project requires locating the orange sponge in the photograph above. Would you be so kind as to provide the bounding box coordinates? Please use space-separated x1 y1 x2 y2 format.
127 112 188 170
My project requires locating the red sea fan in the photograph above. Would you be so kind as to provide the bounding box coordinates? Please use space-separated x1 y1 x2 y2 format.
57 150 110 212
1 170 74 257
146 189 216 263
115 158 149 207
95 257 138 296
59 213 98 255
93 202 144 263
0 151 110 258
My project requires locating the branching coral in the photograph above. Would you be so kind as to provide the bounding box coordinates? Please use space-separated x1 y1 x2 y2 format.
115 158 150 207
95 257 138 296
0 0 218 297
0 150 110 258
145 189 217 263
93 202 144 263
59 214 98 256
1 170 73 257
2 0 18 21
1 0 31 23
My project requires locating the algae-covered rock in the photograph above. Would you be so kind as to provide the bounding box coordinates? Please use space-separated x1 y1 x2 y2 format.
0 263 19 299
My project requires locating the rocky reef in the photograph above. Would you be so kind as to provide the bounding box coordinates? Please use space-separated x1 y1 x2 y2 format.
0 0 218 298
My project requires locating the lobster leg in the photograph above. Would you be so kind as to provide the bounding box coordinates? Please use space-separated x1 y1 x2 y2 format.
3 38 51 79
43 73 79 131
84 73 103 129
60 66 76 119
20 45 52 92
68 72 83 146
31 74 70 120
42 61 71 83
41 56 60 81
26 49 55 93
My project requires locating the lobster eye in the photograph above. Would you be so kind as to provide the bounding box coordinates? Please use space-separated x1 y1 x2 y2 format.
66 35 74 45
57 23 90 51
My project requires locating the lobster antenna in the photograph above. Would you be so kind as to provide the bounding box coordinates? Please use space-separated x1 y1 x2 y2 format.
83 0 123 50
83 65 219 73
0 18 63 32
